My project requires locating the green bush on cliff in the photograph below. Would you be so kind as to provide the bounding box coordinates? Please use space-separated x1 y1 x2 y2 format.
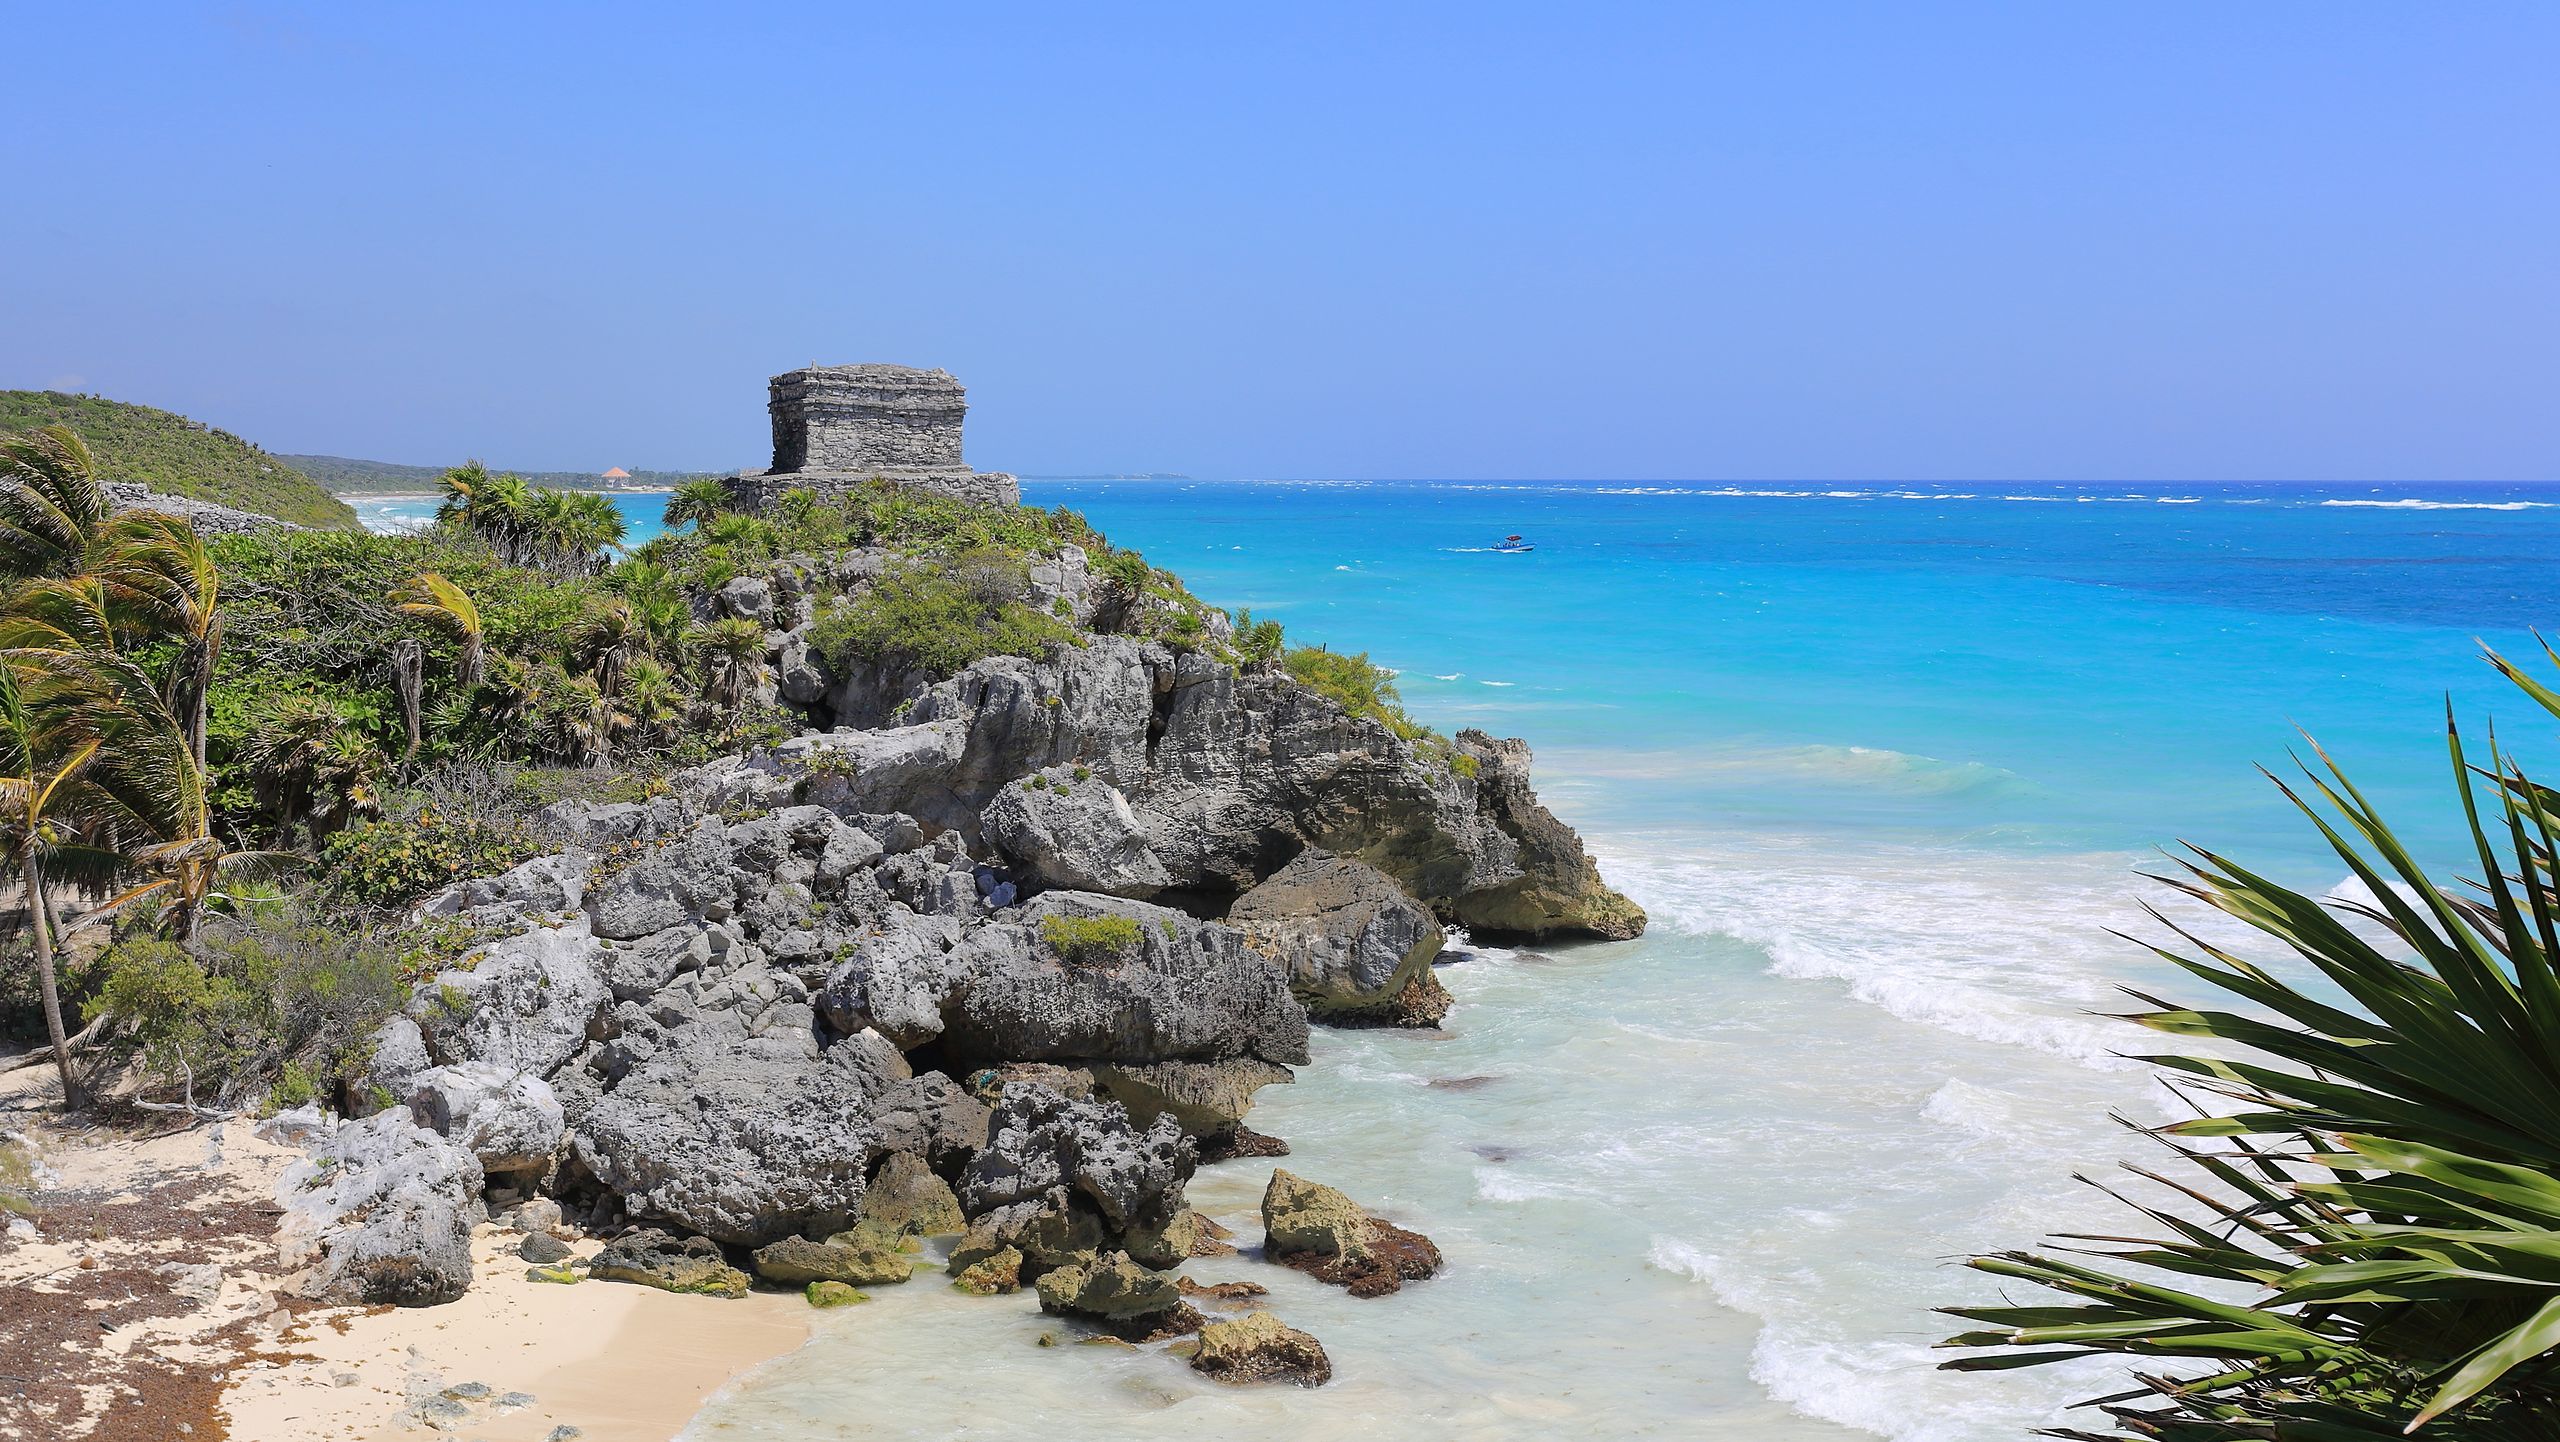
810 550 1078 681
1039 914 1143 965
1283 645 1425 740
1232 609 1285 665
319 806 548 909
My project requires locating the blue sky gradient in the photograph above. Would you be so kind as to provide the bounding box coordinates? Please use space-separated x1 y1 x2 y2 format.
4 4 2553 480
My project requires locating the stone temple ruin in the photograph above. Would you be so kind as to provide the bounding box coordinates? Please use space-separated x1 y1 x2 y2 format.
727 363 1020 511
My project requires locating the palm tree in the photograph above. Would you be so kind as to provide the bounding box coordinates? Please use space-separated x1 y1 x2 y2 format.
563 490 627 569
579 597 648 697
617 657 681 740
0 655 176 1108
391 572 484 688
433 460 497 538
438 467 536 564
1941 647 2560 1435
0 425 110 581
664 477 733 531
533 671 606 766
608 560 690 660
92 512 221 770
240 697 378 837
693 617 766 709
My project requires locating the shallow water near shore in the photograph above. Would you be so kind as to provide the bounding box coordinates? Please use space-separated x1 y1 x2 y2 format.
617 478 2560 1440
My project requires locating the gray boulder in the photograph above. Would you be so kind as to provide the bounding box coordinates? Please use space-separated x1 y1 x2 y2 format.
595 923 714 1002
364 1014 433 1108
979 768 1172 897
718 574 775 623
569 988 984 1246
279 1112 481 1307
958 1082 1194 1233
769 722 971 819
418 852 587 926
585 818 739 940
407 1062 566 1181
816 914 968 1048
939 893 1308 1068
424 921 610 1078
1228 851 1446 1018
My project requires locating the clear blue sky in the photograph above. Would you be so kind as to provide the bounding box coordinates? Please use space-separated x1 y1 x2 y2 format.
4 4 2554 481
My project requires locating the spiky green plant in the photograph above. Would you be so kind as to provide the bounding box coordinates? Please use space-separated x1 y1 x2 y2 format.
1940 645 2560 1438
663 477 733 531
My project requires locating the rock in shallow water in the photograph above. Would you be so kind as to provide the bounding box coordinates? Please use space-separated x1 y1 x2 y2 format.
1260 1168 1443 1298
752 1234 913 1286
1033 1250 1201 1339
1188 1311 1333 1387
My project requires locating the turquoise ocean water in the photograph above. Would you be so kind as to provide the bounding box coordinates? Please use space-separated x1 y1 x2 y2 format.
367 481 2560 1439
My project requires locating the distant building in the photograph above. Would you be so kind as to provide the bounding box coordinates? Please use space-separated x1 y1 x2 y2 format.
728 364 1019 511
600 466 632 488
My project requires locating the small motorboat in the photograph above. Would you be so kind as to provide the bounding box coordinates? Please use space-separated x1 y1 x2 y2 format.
1493 534 1535 553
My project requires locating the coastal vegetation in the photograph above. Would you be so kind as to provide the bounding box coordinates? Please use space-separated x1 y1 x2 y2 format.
1943 653 2560 1435
0 391 358 529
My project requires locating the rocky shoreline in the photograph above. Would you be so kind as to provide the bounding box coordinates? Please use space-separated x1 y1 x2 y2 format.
255 527 1643 1402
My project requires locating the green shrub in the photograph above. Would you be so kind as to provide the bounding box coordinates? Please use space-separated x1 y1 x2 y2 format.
85 918 407 1110
320 806 546 908
1232 609 1285 665
1283 646 1426 740
1039 914 1143 965
809 551 1077 680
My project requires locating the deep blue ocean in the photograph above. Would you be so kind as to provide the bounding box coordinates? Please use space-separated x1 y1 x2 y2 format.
366 481 2560 1440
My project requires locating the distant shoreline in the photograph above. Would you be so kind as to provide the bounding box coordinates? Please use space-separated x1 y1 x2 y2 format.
344 487 676 503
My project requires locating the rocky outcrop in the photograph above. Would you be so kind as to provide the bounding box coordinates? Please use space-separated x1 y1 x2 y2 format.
1230 851 1448 1023
1188 1312 1333 1387
1261 1168 1443 1298
803 634 1639 941
1447 731 1646 940
325 489 1629 1362
104 481 300 536
279 1112 482 1307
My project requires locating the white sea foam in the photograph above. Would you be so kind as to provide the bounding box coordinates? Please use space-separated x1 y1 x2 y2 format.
2320 498 2549 511
1920 1079 2023 1137
1603 841 2170 1067
1431 672 1464 681
1645 1235 2092 1441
